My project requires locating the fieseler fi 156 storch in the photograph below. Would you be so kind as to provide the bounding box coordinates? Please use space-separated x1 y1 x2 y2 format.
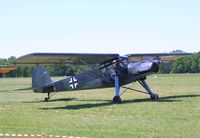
12 52 191 103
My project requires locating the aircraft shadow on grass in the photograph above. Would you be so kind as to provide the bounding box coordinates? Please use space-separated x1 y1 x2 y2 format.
0 87 32 93
0 90 13 93
23 98 76 103
16 87 32 91
40 94 200 110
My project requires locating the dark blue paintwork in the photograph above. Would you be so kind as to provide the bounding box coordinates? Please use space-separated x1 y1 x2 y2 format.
14 52 191 102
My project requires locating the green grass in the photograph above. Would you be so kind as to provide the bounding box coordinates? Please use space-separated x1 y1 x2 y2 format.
0 74 200 138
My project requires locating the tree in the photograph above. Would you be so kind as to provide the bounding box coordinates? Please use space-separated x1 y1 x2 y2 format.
171 50 184 53
159 62 171 74
171 51 200 73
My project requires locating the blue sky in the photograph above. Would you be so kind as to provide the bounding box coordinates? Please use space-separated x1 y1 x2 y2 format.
0 0 199 58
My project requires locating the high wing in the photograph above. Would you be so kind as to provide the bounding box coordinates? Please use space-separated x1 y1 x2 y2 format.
0 65 16 73
126 52 192 62
13 53 119 66
13 52 192 66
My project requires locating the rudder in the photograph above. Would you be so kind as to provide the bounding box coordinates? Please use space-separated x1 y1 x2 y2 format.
32 66 53 93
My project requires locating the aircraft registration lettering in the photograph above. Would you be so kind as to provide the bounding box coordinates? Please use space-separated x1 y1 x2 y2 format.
69 77 78 89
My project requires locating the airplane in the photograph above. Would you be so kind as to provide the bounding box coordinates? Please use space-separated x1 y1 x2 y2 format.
0 65 16 74
13 52 191 103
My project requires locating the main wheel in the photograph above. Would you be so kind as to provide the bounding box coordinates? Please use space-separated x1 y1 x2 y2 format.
112 96 122 104
150 94 159 101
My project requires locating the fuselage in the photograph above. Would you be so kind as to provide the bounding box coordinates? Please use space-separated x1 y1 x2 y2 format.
40 58 160 93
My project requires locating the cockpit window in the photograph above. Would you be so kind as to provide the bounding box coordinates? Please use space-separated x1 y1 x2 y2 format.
100 57 128 78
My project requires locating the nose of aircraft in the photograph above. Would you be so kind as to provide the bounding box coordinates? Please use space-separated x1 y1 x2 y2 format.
127 59 161 75
152 62 160 73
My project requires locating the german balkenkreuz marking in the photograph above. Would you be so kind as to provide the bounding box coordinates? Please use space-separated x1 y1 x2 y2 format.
69 77 78 89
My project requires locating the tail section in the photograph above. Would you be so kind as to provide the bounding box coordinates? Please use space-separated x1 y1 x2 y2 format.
32 66 54 93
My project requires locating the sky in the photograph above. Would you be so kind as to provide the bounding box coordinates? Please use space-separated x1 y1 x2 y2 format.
0 0 200 58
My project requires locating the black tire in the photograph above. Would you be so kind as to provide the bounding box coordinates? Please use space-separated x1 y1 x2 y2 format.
44 97 49 102
150 94 159 101
112 96 122 104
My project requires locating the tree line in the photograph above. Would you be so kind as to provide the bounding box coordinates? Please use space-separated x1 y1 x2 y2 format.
159 51 200 73
171 51 200 73
0 51 199 77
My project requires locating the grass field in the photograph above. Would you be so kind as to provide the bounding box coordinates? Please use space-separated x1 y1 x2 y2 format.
0 74 200 138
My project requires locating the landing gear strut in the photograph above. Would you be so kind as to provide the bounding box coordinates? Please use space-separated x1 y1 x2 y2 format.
44 91 57 102
112 75 159 103
113 75 122 104
138 78 159 101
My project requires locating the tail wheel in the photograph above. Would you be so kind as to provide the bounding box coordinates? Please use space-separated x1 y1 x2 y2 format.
43 91 57 102
44 97 49 102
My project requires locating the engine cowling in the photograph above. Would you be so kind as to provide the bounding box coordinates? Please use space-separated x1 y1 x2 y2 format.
152 62 159 73
128 60 160 75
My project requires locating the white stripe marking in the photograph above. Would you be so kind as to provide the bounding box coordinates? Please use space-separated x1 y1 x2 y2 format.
0 133 86 138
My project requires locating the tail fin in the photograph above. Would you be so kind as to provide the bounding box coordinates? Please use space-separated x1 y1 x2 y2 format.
32 66 53 93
